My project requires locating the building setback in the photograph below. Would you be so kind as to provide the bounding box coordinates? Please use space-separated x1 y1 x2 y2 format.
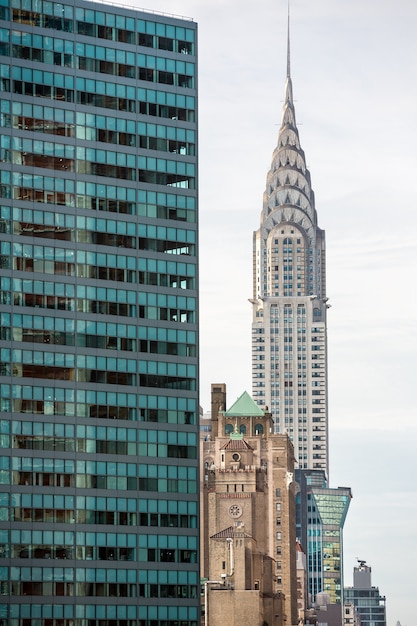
0 1 199 624
251 21 329 476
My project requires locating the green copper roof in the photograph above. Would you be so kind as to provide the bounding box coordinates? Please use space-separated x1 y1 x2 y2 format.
224 391 264 417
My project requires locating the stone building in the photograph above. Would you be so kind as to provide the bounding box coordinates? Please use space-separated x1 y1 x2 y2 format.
296 540 308 623
201 384 298 626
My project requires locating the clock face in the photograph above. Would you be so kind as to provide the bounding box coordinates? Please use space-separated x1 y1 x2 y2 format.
228 504 243 519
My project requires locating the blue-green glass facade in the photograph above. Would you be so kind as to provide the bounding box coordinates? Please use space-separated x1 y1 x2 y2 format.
0 0 199 624
296 470 351 606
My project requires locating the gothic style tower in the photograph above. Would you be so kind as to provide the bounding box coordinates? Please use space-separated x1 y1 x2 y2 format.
251 23 329 476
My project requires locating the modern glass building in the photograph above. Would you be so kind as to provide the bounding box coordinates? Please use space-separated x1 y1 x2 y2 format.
296 469 351 606
0 0 199 624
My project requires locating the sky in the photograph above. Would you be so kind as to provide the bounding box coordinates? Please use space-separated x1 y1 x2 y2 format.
134 0 417 622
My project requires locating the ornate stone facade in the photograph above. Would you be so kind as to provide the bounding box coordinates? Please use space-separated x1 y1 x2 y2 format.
201 384 298 626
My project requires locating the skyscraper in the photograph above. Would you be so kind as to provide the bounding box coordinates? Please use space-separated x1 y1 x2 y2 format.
251 23 328 476
0 1 199 624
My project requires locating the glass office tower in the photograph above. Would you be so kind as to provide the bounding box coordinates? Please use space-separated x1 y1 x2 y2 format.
0 0 199 624
296 470 351 606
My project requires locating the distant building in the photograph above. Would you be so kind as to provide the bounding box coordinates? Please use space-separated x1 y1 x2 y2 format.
200 410 213 440
201 384 298 626
344 562 386 626
314 599 346 626
296 539 308 624
296 469 352 610
343 603 361 626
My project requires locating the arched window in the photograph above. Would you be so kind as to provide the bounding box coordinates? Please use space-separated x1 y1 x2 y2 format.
240 424 246 435
225 424 233 435
255 424 264 435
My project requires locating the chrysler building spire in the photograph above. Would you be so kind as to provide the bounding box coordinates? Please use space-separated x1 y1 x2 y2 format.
286 4 292 97
251 15 328 476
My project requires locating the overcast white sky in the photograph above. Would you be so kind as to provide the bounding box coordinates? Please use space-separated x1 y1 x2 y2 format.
134 0 417 622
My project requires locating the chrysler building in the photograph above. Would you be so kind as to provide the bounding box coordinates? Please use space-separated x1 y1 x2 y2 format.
251 28 329 476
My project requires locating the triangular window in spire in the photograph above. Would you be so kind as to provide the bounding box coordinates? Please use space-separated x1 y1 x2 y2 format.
285 193 291 204
285 175 290 185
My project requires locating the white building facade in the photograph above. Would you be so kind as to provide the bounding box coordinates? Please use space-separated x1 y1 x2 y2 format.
251 36 329 476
